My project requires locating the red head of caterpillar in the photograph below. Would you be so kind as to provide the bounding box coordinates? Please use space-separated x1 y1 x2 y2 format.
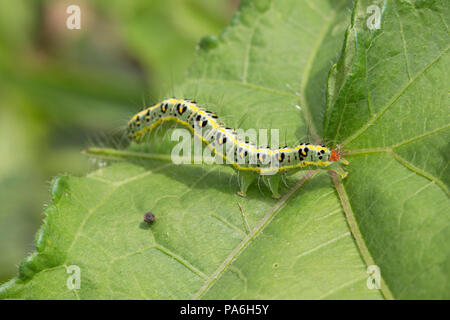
127 98 348 198
330 149 341 162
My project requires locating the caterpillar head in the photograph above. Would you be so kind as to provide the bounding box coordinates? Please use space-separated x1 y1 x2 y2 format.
329 148 348 165
330 149 340 161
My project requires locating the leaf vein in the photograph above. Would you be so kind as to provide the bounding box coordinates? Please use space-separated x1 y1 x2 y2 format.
342 45 449 146
192 170 317 299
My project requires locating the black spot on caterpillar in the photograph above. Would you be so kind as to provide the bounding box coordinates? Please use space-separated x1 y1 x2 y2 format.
128 99 347 198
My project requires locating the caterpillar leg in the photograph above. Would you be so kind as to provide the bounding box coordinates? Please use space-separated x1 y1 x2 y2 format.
263 174 282 199
328 163 348 179
237 171 256 198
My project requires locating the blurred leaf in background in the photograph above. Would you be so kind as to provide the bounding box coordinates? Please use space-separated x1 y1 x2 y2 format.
0 0 235 283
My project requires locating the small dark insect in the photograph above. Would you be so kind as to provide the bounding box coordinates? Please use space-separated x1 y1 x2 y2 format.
143 212 155 224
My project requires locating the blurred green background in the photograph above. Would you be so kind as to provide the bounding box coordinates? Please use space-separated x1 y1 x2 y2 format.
0 0 236 283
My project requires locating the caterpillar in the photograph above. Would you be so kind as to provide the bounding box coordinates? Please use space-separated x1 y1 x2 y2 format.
127 98 348 198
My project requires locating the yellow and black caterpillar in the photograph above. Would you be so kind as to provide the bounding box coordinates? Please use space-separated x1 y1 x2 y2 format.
127 98 347 198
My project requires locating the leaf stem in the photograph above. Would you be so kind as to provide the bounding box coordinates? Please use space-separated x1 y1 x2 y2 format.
330 171 394 300
83 147 188 163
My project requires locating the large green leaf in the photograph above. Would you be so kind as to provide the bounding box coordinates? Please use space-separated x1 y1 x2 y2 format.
324 0 449 299
1 0 447 299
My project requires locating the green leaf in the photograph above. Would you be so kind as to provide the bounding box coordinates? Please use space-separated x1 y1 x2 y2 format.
2 0 448 300
1 0 382 299
325 0 449 299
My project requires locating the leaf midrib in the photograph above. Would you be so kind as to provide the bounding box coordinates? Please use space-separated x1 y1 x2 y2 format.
331 172 394 300
342 123 450 195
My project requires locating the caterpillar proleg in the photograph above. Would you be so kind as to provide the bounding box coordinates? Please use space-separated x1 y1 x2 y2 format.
127 98 347 198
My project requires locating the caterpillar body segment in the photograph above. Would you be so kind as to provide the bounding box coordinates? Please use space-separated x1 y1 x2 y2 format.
127 98 347 198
